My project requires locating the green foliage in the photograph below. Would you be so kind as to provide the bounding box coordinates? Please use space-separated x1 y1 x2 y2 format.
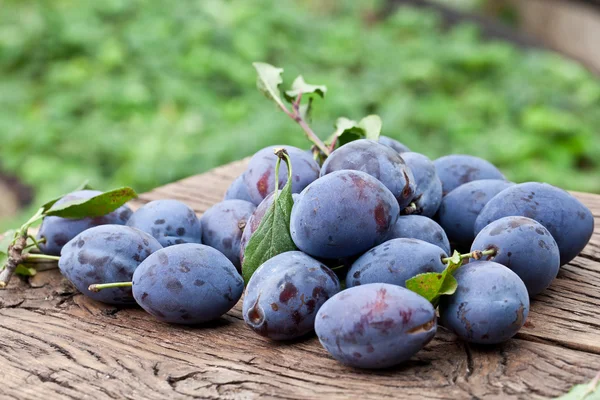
406 251 463 307
2 0 600 230
242 152 296 283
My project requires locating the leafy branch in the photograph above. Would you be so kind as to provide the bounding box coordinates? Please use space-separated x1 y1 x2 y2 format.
0 185 137 288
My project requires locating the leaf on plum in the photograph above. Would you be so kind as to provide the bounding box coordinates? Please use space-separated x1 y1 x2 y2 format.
405 250 463 306
242 152 297 284
44 187 137 219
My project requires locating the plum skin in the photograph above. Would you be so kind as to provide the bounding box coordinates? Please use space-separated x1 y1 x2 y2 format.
38 190 133 255
290 170 400 259
385 215 451 255
242 145 320 205
471 216 560 296
438 179 514 248
58 225 162 304
243 251 340 340
433 154 505 195
315 283 437 369
133 243 243 324
378 136 410 153
224 175 254 202
347 238 447 288
320 139 415 209
400 152 442 217
200 199 256 271
474 182 594 265
439 261 529 344
126 199 201 247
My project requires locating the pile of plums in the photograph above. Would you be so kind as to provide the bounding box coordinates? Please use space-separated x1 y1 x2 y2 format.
37 135 594 369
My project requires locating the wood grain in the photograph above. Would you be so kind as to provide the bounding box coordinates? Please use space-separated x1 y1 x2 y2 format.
1 160 600 399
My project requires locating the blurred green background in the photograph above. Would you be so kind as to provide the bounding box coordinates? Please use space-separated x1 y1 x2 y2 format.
2 0 600 230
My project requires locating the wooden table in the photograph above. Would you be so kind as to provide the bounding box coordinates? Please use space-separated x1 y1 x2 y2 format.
1 159 599 399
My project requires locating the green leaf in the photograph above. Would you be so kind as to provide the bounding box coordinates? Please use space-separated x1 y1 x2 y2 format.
39 180 94 214
253 62 284 106
284 75 327 102
359 115 382 141
556 373 600 400
44 187 137 219
242 153 297 283
325 117 363 149
14 264 37 277
405 250 463 306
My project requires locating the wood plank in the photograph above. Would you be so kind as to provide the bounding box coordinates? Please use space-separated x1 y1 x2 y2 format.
1 160 600 398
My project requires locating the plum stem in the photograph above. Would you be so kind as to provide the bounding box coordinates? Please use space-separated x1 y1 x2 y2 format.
402 202 418 215
88 282 133 292
277 92 330 156
24 254 60 262
442 249 496 263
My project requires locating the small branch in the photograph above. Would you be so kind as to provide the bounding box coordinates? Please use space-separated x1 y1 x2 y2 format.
0 235 27 288
283 93 330 156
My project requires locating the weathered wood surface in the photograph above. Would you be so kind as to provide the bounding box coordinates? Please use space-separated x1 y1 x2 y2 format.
1 159 600 400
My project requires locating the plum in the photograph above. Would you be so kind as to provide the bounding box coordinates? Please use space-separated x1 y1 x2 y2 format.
126 199 201 247
290 170 400 259
200 199 256 270
243 251 340 340
471 216 560 296
59 225 162 304
347 238 447 288
439 261 529 344
475 182 594 265
434 155 505 195
385 215 451 255
320 139 415 209
133 244 243 324
315 283 437 368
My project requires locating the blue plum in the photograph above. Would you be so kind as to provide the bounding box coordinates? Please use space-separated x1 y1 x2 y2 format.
59 225 162 304
133 244 243 324
433 155 505 195
37 190 132 255
471 216 560 296
439 261 529 344
386 215 451 255
242 145 320 205
200 199 256 271
320 139 415 208
400 152 442 217
126 199 201 247
474 182 594 265
290 170 400 258
378 136 410 153
438 180 514 248
315 283 437 369
347 238 447 288
224 175 254 202
243 251 340 340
